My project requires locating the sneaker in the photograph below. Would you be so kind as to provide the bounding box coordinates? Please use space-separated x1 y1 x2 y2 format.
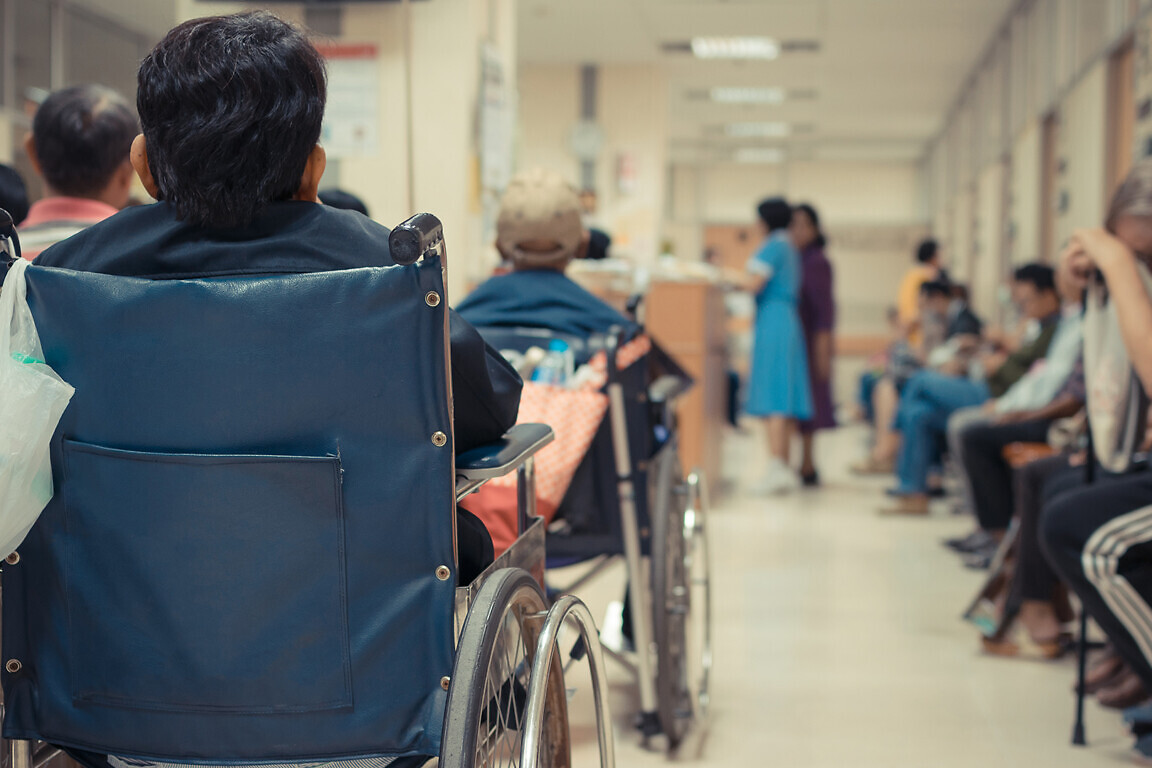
754 460 800 495
1133 730 1152 763
962 549 994 570
945 529 994 553
1124 700 1152 735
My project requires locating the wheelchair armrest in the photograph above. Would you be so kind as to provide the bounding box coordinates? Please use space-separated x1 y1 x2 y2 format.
456 423 555 481
649 374 691 405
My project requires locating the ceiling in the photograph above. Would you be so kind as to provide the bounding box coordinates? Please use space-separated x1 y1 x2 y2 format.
518 0 1017 165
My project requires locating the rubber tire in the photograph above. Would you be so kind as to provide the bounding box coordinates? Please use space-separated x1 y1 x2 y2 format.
650 442 692 749
440 568 571 768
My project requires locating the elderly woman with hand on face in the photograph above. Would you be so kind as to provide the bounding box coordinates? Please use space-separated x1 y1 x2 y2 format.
1038 160 1152 756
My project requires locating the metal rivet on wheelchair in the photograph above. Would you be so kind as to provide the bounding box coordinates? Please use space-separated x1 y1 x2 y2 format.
425 291 441 307
440 675 451 690
4 552 18 565
431 431 448 447
435 565 451 581
5 660 20 674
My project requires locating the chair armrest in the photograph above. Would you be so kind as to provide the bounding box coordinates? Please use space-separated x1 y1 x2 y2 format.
456 423 554 481
649 374 691 405
1002 442 1056 468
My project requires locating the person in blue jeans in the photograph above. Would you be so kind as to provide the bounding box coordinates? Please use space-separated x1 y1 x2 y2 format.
881 264 1062 515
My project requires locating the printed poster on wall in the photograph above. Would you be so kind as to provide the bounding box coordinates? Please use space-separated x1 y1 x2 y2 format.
316 44 380 158
479 43 514 254
480 43 513 192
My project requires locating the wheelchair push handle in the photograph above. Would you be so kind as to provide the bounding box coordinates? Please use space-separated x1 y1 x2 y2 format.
389 213 444 266
0 207 21 261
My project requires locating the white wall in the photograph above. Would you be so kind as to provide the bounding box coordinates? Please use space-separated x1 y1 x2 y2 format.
75 0 175 35
659 158 926 336
697 163 787 223
595 65 668 261
516 65 578 178
973 161 1006 322
1008 119 1042 265
1054 60 1108 248
517 62 668 264
950 186 974 282
667 160 920 227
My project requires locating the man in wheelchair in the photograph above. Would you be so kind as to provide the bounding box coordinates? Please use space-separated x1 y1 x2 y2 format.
18 11 519 584
456 168 634 338
457 169 706 750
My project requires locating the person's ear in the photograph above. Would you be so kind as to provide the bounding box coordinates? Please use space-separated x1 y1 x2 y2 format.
293 144 326 203
23 134 41 176
130 135 160 199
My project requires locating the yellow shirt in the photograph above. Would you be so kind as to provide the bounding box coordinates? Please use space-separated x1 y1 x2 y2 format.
896 265 937 346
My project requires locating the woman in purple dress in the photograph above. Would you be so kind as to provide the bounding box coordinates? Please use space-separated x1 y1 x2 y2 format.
792 203 836 485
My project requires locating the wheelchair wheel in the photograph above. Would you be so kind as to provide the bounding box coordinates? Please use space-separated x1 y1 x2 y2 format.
683 470 713 715
441 568 571 768
650 449 712 748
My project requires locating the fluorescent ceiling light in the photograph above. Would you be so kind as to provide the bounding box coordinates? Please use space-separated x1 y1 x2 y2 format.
691 37 779 60
725 122 790 138
711 87 786 104
735 148 786 164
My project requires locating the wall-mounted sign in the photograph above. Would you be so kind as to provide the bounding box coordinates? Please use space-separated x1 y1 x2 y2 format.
315 44 380 158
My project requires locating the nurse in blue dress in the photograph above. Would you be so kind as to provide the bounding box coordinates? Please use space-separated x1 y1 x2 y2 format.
745 197 813 493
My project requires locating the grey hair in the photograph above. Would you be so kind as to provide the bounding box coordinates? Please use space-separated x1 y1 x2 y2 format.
1107 158 1152 229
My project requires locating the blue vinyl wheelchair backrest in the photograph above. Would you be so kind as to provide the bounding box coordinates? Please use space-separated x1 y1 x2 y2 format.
2 262 457 762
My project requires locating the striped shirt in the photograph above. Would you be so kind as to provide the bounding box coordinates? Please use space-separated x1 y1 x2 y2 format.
18 197 118 259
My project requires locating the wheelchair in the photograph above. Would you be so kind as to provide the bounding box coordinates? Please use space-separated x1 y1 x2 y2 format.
0 212 613 768
475 319 714 753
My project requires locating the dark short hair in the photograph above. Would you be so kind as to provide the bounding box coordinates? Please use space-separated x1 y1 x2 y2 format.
137 12 327 228
916 239 938 264
0 164 29 226
32 85 137 198
919 280 951 299
1013 263 1056 293
757 197 792 231
584 228 611 260
319 188 369 217
793 202 826 248
951 282 970 302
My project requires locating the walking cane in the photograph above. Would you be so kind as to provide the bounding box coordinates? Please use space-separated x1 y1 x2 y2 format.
1072 421 1096 747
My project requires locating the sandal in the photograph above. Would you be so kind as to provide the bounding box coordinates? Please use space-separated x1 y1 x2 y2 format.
1082 647 1126 694
981 625 1071 661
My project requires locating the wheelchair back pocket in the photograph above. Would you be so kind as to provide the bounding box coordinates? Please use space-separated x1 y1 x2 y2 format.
61 439 352 714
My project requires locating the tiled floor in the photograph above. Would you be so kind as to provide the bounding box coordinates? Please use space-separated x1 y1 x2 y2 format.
558 423 1141 767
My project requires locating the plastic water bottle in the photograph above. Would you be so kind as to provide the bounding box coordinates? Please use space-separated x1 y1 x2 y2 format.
531 339 573 385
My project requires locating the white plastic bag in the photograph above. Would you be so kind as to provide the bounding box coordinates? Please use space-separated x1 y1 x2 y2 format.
0 258 74 557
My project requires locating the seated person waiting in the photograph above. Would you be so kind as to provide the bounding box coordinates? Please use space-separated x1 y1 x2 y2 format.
456 168 632 338
882 264 1062 515
18 11 521 584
